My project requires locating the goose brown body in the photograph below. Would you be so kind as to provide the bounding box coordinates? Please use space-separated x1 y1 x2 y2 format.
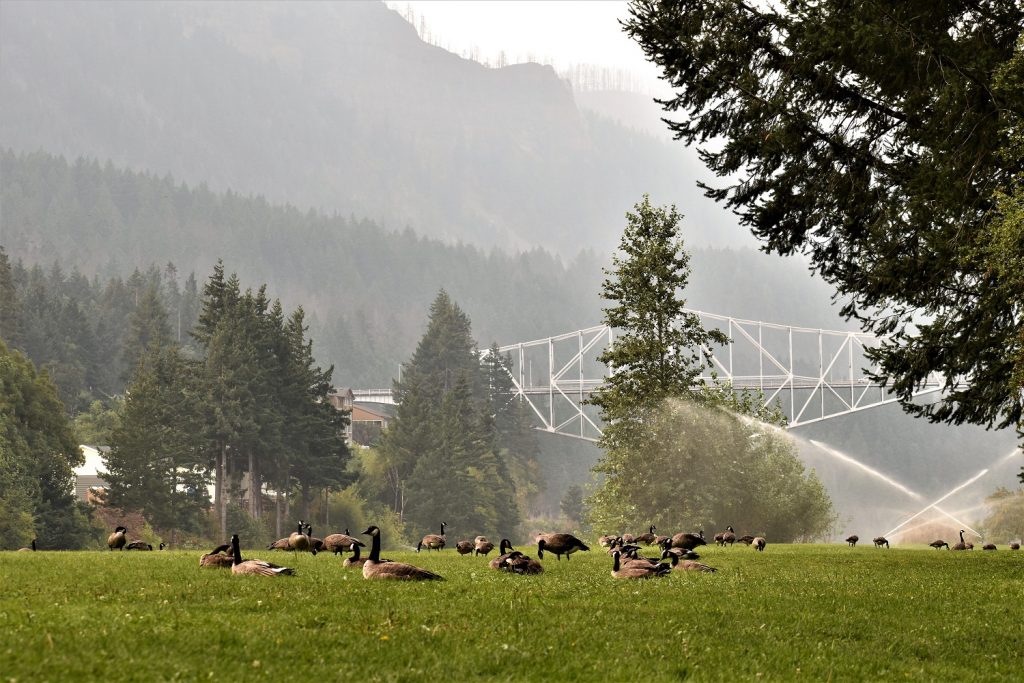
489 540 516 569
663 531 706 551
417 522 447 552
18 539 36 552
107 526 127 551
872 537 889 548
845 535 859 547
363 526 443 580
610 550 670 579
1010 542 1020 550
230 535 296 576
474 537 495 556
930 540 949 549
501 551 544 575
288 522 311 552
634 526 657 545
665 552 717 573
124 540 153 551
455 540 474 555
199 543 234 568
536 533 590 561
982 543 996 550
752 537 766 551
322 532 365 555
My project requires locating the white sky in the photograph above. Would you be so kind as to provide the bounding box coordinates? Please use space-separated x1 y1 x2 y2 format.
389 1 666 92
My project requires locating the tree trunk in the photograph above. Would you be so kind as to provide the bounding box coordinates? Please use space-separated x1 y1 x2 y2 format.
275 489 282 538
217 444 227 538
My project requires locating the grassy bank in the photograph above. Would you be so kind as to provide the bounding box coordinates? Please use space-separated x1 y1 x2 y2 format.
1 543 1020 681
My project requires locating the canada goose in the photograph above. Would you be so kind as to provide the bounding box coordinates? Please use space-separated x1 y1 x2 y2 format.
18 539 36 552
199 543 234 568
417 522 447 552
536 533 590 561
362 526 443 580
229 534 296 576
952 530 971 551
598 535 620 548
267 537 292 551
982 543 996 550
1010 542 1020 550
322 529 365 555
124 540 153 551
289 522 311 552
610 550 670 579
634 526 657 545
501 551 544 575
722 526 736 546
474 537 495 556
455 540 474 555
620 546 663 567
845 535 859 547
752 537 766 551
489 540 516 569
929 539 949 550
872 537 889 548
662 531 707 551
662 547 701 561
664 551 717 573
303 524 324 554
737 535 756 545
107 526 127 551
714 532 725 546
159 543 166 550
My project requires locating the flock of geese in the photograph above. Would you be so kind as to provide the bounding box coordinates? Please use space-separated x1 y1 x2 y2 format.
182 521 773 581
845 530 1021 551
16 522 1018 579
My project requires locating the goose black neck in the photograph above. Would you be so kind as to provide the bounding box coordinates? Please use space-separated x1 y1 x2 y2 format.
351 543 361 561
231 537 242 566
31 539 36 551
960 530 965 543
369 531 381 563
612 552 620 572
297 522 304 535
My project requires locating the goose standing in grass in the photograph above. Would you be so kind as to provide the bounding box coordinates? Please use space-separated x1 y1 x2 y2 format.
737 535 756 545
229 534 295 576
474 537 495 556
721 526 736 546
952 530 972 551
417 522 447 552
322 529 365 555
930 539 949 550
501 551 544 575
752 537 766 552
1010 541 1020 550
199 543 234 568
107 526 127 551
663 551 717 573
662 531 706 551
289 522 311 553
159 543 166 550
304 524 324 553
598 535 619 549
845 535 859 547
489 540 516 570
267 536 292 551
621 533 636 545
714 531 725 546
635 526 658 545
455 540 474 555
610 550 670 579
18 539 36 552
536 533 590 561
872 537 889 548
362 526 443 580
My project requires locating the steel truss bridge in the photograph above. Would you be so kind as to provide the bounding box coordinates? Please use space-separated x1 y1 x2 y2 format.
354 309 945 442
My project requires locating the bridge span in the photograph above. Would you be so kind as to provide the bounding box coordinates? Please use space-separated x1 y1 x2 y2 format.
354 309 945 441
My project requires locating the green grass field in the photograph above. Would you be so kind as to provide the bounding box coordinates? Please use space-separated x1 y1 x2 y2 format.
1 543 1021 682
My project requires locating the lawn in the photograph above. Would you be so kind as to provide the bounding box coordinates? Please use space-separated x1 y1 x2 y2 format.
1 542 1020 681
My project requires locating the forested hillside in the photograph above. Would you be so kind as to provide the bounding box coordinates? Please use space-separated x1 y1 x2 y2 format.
1 149 847 391
0 0 746 256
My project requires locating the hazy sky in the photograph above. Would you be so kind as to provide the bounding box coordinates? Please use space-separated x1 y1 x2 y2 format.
392 1 666 92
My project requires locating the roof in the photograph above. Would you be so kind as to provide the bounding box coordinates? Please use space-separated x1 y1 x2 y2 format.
353 401 397 420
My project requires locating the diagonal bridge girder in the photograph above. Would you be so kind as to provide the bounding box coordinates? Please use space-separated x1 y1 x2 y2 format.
490 310 945 441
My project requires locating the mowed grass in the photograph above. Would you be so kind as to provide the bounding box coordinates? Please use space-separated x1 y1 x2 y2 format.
1 543 1021 682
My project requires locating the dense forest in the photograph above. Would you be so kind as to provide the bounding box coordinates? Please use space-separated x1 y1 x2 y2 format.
1 149 847 390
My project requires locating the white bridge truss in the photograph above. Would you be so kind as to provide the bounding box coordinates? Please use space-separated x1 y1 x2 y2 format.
354 310 945 441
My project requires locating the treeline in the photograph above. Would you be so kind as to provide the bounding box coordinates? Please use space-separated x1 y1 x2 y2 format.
0 248 201 413
103 262 349 541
